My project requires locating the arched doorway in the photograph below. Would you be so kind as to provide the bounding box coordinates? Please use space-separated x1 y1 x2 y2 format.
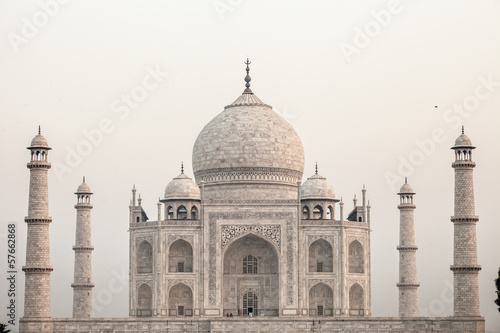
168 283 193 317
309 239 333 272
223 233 279 317
168 239 193 273
309 283 333 316
137 241 153 274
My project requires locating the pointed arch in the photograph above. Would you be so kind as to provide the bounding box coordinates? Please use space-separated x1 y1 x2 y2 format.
177 205 187 219
348 240 364 273
167 206 174 219
313 205 323 219
309 238 333 272
309 283 333 316
242 291 259 316
327 205 334 220
349 283 364 316
302 206 310 219
190 206 198 219
137 241 153 274
168 283 193 316
169 239 193 273
137 283 153 317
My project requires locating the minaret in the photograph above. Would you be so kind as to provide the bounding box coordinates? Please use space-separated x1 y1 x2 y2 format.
23 127 53 318
450 127 481 317
396 177 419 317
71 177 94 318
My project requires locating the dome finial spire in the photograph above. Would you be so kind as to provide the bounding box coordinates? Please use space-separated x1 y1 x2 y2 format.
405 176 407 184
462 125 464 135
83 176 86 183
315 162 318 174
38 125 41 135
181 161 184 174
243 58 253 94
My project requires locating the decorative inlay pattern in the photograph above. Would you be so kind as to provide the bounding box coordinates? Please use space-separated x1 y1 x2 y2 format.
167 279 194 291
136 236 154 246
307 235 334 247
136 280 153 290
208 212 294 306
221 225 280 250
308 279 335 291
167 235 194 247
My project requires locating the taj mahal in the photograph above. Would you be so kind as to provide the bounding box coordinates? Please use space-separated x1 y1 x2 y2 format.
20 61 485 332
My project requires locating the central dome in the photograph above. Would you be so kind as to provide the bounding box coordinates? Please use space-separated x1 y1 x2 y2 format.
192 64 304 185
192 94 304 183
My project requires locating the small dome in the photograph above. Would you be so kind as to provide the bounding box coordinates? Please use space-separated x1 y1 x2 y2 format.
454 134 472 147
75 179 92 194
164 173 201 200
301 173 335 200
29 134 50 149
399 182 414 194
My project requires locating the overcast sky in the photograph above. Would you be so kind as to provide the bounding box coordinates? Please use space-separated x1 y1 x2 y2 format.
1 0 499 331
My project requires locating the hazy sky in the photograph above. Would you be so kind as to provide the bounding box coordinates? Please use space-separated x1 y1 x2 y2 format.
1 0 499 331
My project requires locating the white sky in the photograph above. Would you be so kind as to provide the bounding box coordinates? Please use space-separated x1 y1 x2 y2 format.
1 0 499 331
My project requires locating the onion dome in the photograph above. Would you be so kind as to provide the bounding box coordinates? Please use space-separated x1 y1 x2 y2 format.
75 177 93 195
453 126 474 148
164 171 201 201
398 178 414 194
29 126 51 149
192 59 304 184
301 165 335 200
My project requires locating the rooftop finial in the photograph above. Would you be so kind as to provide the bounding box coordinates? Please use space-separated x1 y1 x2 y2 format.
243 58 253 94
462 125 464 135
315 162 318 174
83 176 86 183
181 161 184 174
405 177 407 184
38 125 41 135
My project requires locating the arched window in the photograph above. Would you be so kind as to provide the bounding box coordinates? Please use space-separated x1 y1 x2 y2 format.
349 283 364 316
136 216 140 223
137 284 153 317
358 216 362 222
191 206 198 220
302 206 310 220
309 239 333 272
313 205 323 219
242 291 258 316
348 240 364 273
137 241 153 274
167 206 174 219
169 239 193 273
177 206 187 219
243 255 258 274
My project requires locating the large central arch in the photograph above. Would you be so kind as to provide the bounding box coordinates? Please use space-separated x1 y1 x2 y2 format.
222 233 279 317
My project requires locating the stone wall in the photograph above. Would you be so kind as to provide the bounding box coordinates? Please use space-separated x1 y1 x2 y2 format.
20 317 485 333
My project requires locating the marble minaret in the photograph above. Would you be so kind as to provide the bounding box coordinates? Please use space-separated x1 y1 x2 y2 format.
450 128 481 317
72 177 95 318
397 178 419 317
23 127 53 318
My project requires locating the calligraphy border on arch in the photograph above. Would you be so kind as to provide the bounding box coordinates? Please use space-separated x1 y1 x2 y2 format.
221 225 281 251
167 235 194 248
208 212 294 306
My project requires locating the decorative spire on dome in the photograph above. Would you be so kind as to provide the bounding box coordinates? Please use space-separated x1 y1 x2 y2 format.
462 125 464 135
181 161 184 174
243 58 253 94
38 125 41 134
405 177 407 184
315 162 318 174
83 176 86 183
